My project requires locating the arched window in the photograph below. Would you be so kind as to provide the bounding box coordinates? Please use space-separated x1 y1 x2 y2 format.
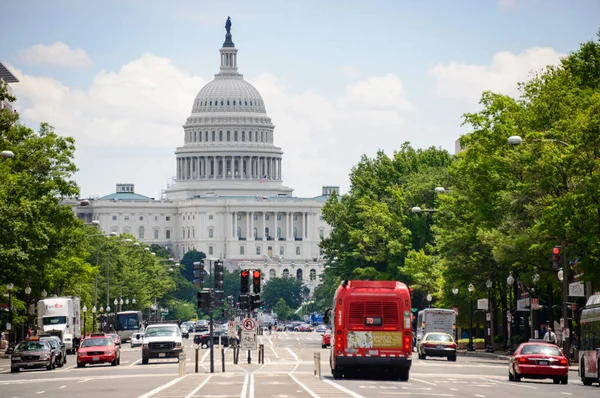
219 131 223 141
269 269 276 279
233 100 236 105
227 100 230 105
237 226 242 238
212 131 215 141
234 131 238 141
310 269 316 281
138 226 145 239
227 131 230 141
249 131 253 142
282 268 289 278
296 269 303 280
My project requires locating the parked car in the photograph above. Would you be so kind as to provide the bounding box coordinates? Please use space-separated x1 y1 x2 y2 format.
180 325 190 339
195 330 239 348
11 337 56 372
417 332 457 361
39 335 66 367
195 320 209 332
508 341 568 384
315 324 327 333
77 333 120 367
107 333 122 348
296 323 312 332
131 332 144 348
321 330 331 349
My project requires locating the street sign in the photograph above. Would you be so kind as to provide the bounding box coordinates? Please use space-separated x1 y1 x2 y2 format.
569 282 585 297
227 320 237 338
241 330 257 350
531 298 539 310
517 297 530 312
486 313 491 321
477 298 489 310
242 318 256 331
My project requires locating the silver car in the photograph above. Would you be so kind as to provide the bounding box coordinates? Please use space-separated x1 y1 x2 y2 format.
131 332 144 348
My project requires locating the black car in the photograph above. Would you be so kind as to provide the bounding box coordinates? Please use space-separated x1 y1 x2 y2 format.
11 338 56 372
39 336 66 367
195 330 238 348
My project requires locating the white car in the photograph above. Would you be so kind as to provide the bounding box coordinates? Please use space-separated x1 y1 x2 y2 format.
131 332 144 348
141 324 183 364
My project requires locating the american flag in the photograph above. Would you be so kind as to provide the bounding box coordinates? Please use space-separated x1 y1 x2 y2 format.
259 175 267 183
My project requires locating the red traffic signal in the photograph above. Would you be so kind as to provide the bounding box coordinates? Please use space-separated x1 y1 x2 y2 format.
253 270 261 279
552 247 560 255
253 270 261 293
241 270 250 293
241 270 249 278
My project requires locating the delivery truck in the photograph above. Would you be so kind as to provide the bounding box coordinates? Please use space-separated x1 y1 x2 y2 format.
37 296 82 354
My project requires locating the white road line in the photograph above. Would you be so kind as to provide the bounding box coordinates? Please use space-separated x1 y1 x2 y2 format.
450 388 458 391
285 347 299 361
201 349 210 363
59 386 67 389
269 345 279 359
60 364 76 371
322 378 367 398
36 391 45 395
234 364 249 373
78 378 92 383
480 378 500 384
289 374 320 398
137 376 186 398
292 363 300 373
129 358 142 367
495 381 537 389
240 373 249 398
184 374 212 398
561 393 572 396
412 377 437 386
475 395 486 397
249 373 255 398
380 393 453 396
0 373 174 385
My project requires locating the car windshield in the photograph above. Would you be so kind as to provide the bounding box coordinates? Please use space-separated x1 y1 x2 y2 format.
145 327 178 337
521 345 562 356
40 338 58 348
14 341 50 352
42 316 67 325
81 338 113 347
425 333 453 342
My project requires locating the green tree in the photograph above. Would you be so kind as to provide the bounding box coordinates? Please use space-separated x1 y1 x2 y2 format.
273 298 292 320
262 277 303 309
179 249 206 284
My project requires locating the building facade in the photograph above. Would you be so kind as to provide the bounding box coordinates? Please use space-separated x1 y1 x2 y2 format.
76 25 335 294
0 62 19 112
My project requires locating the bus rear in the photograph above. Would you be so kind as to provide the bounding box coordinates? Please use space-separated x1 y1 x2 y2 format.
579 294 600 386
329 280 412 380
116 311 143 342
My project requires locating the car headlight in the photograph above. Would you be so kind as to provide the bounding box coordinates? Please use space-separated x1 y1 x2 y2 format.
39 354 50 360
11 356 21 361
106 350 114 355
176 342 182 348
142 344 149 349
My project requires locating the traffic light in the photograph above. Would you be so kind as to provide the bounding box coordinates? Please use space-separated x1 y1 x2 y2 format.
241 270 250 293
552 246 561 270
251 294 261 310
214 260 224 290
252 270 261 294
239 294 249 310
197 290 210 309
193 260 205 288
214 290 225 307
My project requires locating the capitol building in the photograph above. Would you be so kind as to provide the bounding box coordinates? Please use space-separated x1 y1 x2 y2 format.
76 22 335 293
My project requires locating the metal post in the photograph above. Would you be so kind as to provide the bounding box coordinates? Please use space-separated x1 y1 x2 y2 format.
487 287 492 352
314 352 321 378
7 289 12 346
209 259 214 373
561 238 571 361
178 352 186 376
468 291 474 351
195 346 199 373
221 347 225 372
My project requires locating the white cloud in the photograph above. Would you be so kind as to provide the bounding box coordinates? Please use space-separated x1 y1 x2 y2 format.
11 55 413 199
497 0 517 10
17 42 93 68
429 47 565 104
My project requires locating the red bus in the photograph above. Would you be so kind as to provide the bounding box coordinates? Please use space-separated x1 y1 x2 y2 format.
327 280 412 380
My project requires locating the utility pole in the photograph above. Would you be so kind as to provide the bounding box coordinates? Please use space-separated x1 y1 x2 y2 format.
209 259 214 373
561 239 571 361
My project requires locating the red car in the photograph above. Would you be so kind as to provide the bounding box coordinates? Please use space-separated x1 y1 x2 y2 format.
321 330 331 348
107 333 122 347
509 342 568 384
77 334 121 367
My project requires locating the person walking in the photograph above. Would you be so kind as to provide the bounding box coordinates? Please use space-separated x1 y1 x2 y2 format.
543 327 557 344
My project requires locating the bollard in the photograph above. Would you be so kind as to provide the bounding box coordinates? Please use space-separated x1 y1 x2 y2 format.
195 346 199 373
313 352 321 378
221 347 225 372
179 352 186 376
261 344 265 364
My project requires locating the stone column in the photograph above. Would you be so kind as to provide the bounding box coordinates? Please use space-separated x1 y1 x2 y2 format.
274 211 278 240
246 212 250 239
262 212 266 240
250 211 254 240
304 212 308 238
288 212 292 239
233 211 238 238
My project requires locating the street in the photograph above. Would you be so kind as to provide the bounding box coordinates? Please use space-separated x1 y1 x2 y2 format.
0 332 595 398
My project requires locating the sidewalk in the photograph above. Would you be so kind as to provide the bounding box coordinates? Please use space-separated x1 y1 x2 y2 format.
457 349 579 372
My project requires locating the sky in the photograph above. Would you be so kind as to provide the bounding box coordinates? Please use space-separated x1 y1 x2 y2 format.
1 0 599 199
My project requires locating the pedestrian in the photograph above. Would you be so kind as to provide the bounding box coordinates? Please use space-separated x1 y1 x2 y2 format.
543 327 557 344
268 324 272 335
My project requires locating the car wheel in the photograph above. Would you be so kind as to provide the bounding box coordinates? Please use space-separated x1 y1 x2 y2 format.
142 357 149 365
11 367 19 373
77 363 85 368
322 344 326 349
397 368 409 381
111 357 117 366
332 369 343 379
448 354 456 362
64 355 67 365
513 367 521 382
508 369 514 381
561 375 568 385
553 378 560 384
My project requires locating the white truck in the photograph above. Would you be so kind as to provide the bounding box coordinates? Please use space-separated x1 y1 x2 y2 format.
37 297 82 354
416 308 457 345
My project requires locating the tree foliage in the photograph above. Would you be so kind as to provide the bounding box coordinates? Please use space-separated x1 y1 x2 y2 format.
262 277 304 310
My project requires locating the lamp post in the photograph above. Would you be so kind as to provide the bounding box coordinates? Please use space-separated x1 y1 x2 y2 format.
113 299 118 328
485 279 493 352
468 283 474 351
426 294 432 308
531 272 540 338
6 283 13 345
24 286 31 337
507 273 515 348
99 305 104 332
452 288 458 341
106 305 111 331
92 306 96 333
82 306 87 337
125 298 129 310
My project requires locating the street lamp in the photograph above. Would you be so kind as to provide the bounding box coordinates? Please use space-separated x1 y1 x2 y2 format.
485 279 493 352
1 150 15 159
467 283 474 351
41 289 47 298
426 294 432 308
452 288 459 341
6 283 13 345
507 273 515 348
24 286 31 337
92 306 97 332
125 298 129 310
531 272 540 338
411 206 437 213
119 298 124 312
82 305 88 337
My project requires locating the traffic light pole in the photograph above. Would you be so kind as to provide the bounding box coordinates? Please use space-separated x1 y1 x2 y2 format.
561 239 571 362
209 259 214 373
247 300 252 364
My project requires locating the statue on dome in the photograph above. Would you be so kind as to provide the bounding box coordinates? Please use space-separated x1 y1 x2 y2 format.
225 17 232 34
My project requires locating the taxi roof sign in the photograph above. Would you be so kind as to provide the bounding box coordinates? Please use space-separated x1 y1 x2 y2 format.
90 333 106 337
26 336 40 341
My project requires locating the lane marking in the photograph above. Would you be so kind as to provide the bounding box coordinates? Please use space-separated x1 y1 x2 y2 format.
412 377 437 386
494 381 537 389
36 391 45 395
0 373 174 386
184 374 212 398
130 358 142 367
289 374 320 398
380 393 453 396
201 349 210 363
59 386 67 389
137 376 187 398
249 373 255 398
561 393 572 396
291 363 300 373
239 373 249 398
322 378 367 398
269 345 279 359
78 378 92 383
475 395 486 397
285 347 299 361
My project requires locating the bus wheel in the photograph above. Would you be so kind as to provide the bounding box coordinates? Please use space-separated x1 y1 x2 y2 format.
397 368 409 381
581 360 593 385
332 369 343 379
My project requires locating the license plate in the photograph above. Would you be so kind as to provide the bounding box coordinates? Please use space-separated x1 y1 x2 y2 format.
92 357 100 361
368 350 379 355
437 345 446 349
538 360 549 366
158 353 166 357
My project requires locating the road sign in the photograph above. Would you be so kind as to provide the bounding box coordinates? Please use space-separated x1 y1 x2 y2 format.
477 298 489 310
242 318 256 331
531 298 539 310
569 282 585 297
227 320 237 338
241 330 257 350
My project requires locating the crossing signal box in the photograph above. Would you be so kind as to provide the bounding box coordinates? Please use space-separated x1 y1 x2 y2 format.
193 260 205 288
240 270 250 293
552 246 561 270
250 294 262 310
214 260 224 290
252 270 261 293
239 294 249 310
197 290 210 309
214 290 225 307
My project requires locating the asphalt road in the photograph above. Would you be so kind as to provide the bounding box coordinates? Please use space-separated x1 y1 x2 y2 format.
0 332 597 398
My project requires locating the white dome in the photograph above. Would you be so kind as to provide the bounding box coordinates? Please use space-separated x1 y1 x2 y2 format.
191 76 266 114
